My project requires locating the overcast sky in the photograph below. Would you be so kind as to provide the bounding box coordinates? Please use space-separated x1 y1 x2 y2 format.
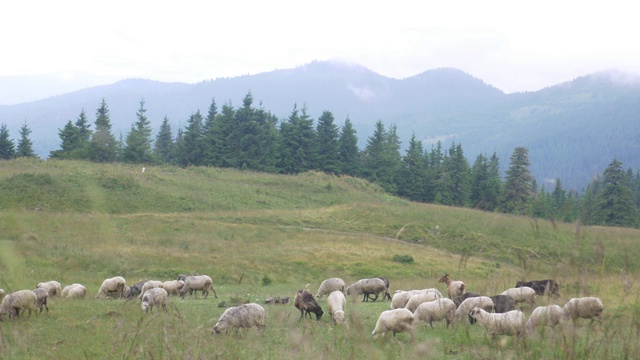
3 0 639 94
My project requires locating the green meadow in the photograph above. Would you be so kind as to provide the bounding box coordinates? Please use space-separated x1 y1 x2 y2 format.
1 158 639 359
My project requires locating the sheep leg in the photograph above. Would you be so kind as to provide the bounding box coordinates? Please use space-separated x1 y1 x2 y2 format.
212 287 218 299
203 289 209 299
369 293 379 302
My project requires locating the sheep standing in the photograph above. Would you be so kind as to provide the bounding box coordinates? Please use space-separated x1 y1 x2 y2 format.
516 279 560 297
32 288 49 314
455 296 494 322
501 287 536 306
96 276 126 299
141 288 168 313
126 280 148 299
404 292 440 313
294 290 323 320
372 308 415 341
327 290 347 324
36 281 62 297
212 303 266 334
178 274 217 299
0 290 38 320
526 305 564 335
316 278 346 298
346 278 387 302
438 274 465 300
469 307 526 338
414 298 456 328
162 280 185 296
391 289 442 310
562 297 604 323
138 280 164 299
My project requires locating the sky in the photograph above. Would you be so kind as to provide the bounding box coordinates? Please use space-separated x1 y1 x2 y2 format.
2 0 640 97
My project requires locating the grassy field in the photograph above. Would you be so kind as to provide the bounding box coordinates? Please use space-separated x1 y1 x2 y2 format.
1 158 640 359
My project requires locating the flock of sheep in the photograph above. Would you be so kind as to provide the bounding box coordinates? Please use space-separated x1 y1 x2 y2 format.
0 273 605 344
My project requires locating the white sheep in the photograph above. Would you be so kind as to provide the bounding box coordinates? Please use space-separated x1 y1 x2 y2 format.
562 297 604 323
346 278 387 302
96 276 127 299
0 290 38 320
327 290 347 325
414 298 456 328
141 288 168 313
212 303 266 334
316 278 345 298
372 308 415 341
404 292 440 313
469 307 526 338
526 305 564 335
390 289 442 310
61 284 82 297
66 284 87 299
501 286 536 306
36 280 62 297
178 274 217 299
438 274 465 299
138 280 164 299
32 288 49 314
162 280 185 296
455 296 494 321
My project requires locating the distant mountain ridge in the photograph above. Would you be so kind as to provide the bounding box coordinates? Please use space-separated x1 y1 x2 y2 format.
1 60 638 191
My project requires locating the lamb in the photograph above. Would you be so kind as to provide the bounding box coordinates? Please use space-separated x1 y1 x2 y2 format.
65 284 87 299
526 305 564 335
212 303 266 334
96 276 126 299
489 295 516 313
346 278 387 302
455 296 494 322
327 290 347 324
0 290 38 320
177 274 217 299
391 289 442 309
372 308 415 341
141 288 168 313
438 274 465 300
315 278 345 298
516 279 560 297
162 280 185 296
468 307 526 338
32 288 49 314
414 298 456 328
138 280 164 299
404 292 440 313
36 280 62 297
294 289 323 320
562 297 604 323
501 287 536 306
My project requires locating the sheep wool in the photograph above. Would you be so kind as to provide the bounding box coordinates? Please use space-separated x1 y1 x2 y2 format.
316 278 345 298
404 292 440 313
526 305 564 334
372 308 415 341
455 296 494 321
562 297 604 322
414 298 456 328
327 290 347 324
346 278 387 302
141 288 168 313
0 290 38 320
469 308 526 338
96 276 127 299
178 274 217 299
32 288 49 314
212 303 266 334
500 287 536 306
36 281 62 297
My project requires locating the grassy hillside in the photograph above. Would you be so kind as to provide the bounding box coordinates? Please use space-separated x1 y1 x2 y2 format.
1 158 640 359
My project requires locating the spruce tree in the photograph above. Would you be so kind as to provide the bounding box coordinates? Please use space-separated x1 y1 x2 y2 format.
591 159 638 227
337 117 360 176
153 116 174 164
74 109 92 159
470 154 491 210
50 120 78 159
201 98 219 166
446 143 470 207
177 111 204 167
16 122 37 158
397 133 427 201
500 147 534 215
315 110 340 174
89 99 117 162
362 121 401 193
123 99 153 163
0 124 16 159
278 104 316 174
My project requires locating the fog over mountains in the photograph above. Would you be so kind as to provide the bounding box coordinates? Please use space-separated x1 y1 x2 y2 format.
1 60 639 191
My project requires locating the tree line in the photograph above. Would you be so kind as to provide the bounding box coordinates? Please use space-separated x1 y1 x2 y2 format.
1 92 638 229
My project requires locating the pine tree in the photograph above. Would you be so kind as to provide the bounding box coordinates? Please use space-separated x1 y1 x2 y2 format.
470 153 498 210
446 143 470 207
50 120 78 159
278 104 316 174
591 159 638 227
362 121 401 193
551 178 566 218
428 142 447 204
176 111 204 167
74 109 92 159
397 133 427 201
153 116 174 164
89 99 117 162
16 122 36 158
201 98 219 166
0 124 16 159
500 147 534 215
337 117 360 176
122 99 153 163
315 110 340 174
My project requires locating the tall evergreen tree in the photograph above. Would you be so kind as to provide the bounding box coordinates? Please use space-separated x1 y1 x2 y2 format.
470 153 498 210
74 109 92 158
122 99 153 163
591 159 638 227
550 178 566 218
315 110 340 174
89 99 117 162
361 121 401 193
500 147 534 215
176 111 204 167
428 142 447 204
0 124 16 159
50 120 78 159
337 117 360 176
16 122 36 158
214 103 237 168
445 143 470 206
397 133 427 201
201 98 219 166
153 116 174 164
278 104 316 174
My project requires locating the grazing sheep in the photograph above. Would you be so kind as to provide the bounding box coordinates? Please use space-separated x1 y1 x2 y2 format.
295 290 323 320
501 287 536 306
526 305 564 335
455 296 494 322
453 292 481 308
0 290 38 320
391 289 442 310
162 280 185 296
516 279 560 297
414 298 456 328
36 281 62 297
141 288 168 313
562 297 604 323
138 280 164 299
438 274 466 300
212 303 266 334
316 278 346 298
61 284 82 297
378 277 392 301
469 307 526 338
178 274 217 299
96 276 126 299
372 308 415 341
327 290 347 325
126 280 148 299
346 278 387 302
32 288 49 314
489 295 516 313
66 284 87 299
404 292 440 313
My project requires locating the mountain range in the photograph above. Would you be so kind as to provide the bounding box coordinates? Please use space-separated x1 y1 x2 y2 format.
1 60 639 191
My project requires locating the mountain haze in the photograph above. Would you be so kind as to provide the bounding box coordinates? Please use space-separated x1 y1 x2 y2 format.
0 60 638 191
